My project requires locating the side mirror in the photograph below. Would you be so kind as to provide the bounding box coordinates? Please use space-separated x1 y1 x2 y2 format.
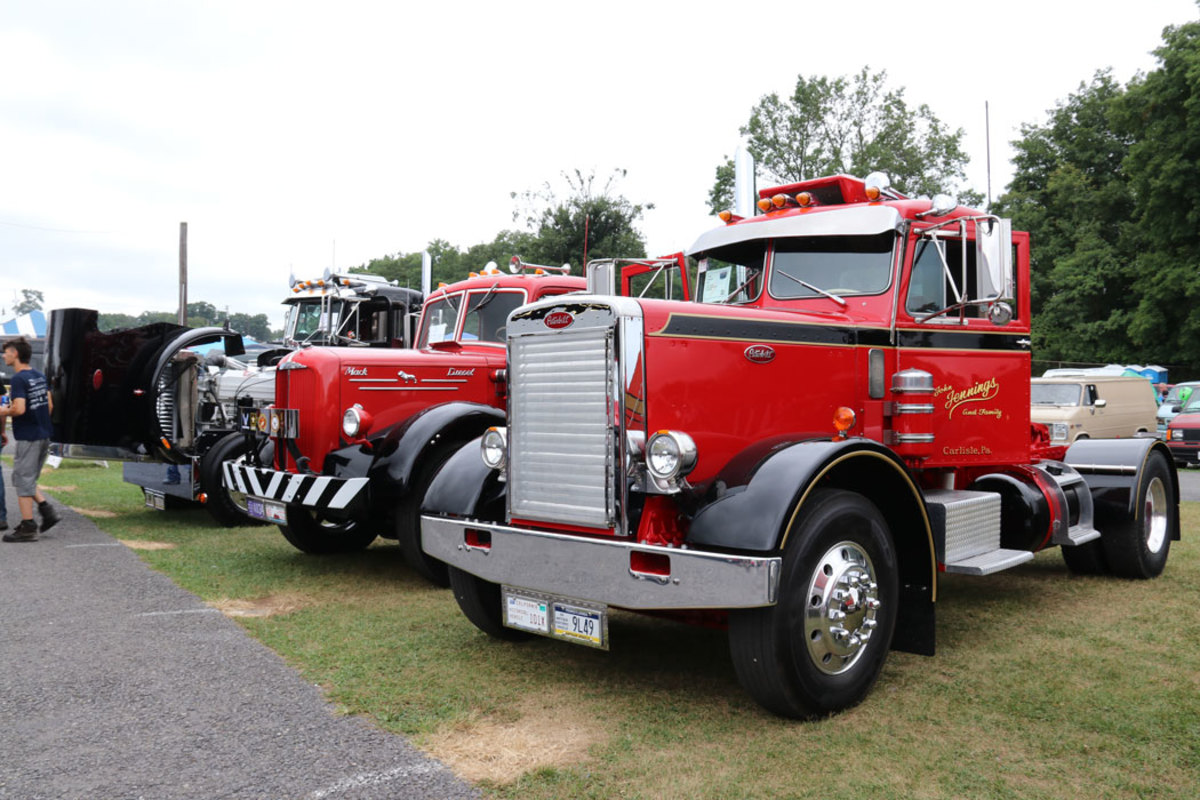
1094 398 1108 409
587 260 616 295
976 218 1013 301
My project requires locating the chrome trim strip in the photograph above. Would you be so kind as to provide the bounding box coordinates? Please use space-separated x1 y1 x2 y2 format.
421 516 781 610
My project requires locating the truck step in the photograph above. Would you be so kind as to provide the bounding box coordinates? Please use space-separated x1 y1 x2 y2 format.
924 489 1002 563
943 548 1035 576
1057 525 1101 546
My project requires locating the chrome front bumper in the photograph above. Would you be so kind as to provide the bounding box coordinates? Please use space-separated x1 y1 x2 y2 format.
223 461 368 511
421 515 781 610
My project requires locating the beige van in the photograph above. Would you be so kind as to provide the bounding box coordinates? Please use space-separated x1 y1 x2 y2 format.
1031 375 1159 443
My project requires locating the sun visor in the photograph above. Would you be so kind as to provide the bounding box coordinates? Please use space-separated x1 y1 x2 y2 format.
686 206 903 256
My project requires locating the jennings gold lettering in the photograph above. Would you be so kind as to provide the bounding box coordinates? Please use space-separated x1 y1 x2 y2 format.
944 378 999 417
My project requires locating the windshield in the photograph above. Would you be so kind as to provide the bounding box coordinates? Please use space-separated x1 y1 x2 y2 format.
417 294 461 346
769 233 894 299
1031 383 1082 406
285 298 343 344
460 289 527 343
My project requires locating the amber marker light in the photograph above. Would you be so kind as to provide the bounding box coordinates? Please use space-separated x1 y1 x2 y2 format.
757 198 772 212
864 185 882 201
771 193 788 208
796 191 814 207
833 406 857 439
718 209 734 222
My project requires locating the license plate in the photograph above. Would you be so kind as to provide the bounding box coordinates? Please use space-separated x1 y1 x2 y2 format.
144 489 166 510
502 587 608 650
246 498 287 523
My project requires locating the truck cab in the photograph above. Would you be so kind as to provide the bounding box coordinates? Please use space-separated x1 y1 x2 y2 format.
420 171 1179 718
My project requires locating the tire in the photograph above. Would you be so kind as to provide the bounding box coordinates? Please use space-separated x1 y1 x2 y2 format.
448 566 533 642
728 489 898 718
198 433 265 527
279 505 377 554
395 449 456 587
1100 450 1174 579
1061 539 1110 575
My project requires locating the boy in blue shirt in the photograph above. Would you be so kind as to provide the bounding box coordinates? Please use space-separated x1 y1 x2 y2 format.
1 337 59 542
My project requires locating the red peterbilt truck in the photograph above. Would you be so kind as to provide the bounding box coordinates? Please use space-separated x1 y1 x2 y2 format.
419 171 1181 718
223 257 690 584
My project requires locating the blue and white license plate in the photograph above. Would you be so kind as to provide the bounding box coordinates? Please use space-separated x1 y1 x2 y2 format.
502 587 608 650
246 498 286 523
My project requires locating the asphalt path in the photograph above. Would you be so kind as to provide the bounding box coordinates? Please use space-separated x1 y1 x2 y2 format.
1177 464 1200 502
0 469 479 800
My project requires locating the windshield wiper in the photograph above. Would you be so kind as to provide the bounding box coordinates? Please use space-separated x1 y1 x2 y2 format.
776 270 847 306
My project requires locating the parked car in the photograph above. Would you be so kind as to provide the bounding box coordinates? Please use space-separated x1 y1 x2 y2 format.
1157 380 1200 437
1166 393 1200 466
1031 375 1158 444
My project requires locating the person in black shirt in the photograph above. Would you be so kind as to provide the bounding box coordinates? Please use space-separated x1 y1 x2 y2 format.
0 337 59 541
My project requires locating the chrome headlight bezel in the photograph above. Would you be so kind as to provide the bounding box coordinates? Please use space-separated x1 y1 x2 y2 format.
1049 422 1068 442
481 426 508 471
645 430 697 481
1170 428 1185 441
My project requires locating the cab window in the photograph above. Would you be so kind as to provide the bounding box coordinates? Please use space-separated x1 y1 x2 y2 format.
768 232 894 299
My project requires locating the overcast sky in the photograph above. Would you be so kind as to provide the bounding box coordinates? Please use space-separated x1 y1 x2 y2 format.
2 0 1197 329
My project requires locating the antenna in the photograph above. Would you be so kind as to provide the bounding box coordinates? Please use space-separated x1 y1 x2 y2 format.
985 101 993 209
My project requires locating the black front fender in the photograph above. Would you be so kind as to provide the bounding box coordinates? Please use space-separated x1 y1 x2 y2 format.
421 435 507 522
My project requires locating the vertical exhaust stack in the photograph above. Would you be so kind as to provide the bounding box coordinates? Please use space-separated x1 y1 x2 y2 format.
734 147 756 218
421 250 432 297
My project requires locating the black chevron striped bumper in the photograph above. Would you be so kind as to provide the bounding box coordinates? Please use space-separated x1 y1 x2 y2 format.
222 461 369 512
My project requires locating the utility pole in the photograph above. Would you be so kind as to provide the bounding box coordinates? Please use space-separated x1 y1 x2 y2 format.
178 221 188 325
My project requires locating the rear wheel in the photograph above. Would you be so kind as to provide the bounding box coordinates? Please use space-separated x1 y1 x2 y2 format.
448 566 532 641
728 489 898 718
279 505 377 554
1101 450 1174 579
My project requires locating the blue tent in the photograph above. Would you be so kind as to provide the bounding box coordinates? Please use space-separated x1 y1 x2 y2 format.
1 310 46 338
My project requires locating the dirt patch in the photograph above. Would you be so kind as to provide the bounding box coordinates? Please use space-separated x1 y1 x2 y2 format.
119 539 177 550
423 692 608 784
45 485 77 492
210 593 310 618
74 507 118 518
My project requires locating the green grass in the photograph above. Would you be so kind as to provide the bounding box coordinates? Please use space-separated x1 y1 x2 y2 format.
35 459 1200 798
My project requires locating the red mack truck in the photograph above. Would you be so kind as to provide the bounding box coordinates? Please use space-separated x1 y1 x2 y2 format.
223 257 690 583
419 171 1181 718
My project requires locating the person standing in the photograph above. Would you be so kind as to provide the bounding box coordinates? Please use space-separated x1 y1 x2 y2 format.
0 372 8 532
0 337 59 542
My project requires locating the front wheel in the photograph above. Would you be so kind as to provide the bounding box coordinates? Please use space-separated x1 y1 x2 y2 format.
1101 450 1175 579
448 566 532 642
728 489 899 718
395 450 456 587
279 505 377 554
199 433 265 527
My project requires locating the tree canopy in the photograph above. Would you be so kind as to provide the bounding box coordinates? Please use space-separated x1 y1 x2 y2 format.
355 168 649 289
708 68 977 213
996 15 1200 378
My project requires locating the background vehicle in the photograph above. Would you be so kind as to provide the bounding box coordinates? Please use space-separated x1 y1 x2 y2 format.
1158 380 1200 436
45 272 423 524
421 165 1180 719
1031 375 1158 443
224 257 690 582
1165 393 1200 465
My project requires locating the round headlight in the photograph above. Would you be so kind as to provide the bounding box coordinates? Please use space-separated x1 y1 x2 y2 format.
342 407 362 438
645 431 697 480
481 426 507 470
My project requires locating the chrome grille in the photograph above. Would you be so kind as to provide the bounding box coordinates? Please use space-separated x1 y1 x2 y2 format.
509 326 615 528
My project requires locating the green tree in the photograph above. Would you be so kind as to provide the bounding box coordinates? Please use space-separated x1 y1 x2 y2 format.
1114 18 1200 373
227 312 272 342
13 289 43 315
512 168 649 266
709 68 977 213
993 71 1136 366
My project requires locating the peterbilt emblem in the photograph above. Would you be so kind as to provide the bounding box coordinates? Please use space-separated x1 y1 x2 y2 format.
744 345 776 364
544 311 574 330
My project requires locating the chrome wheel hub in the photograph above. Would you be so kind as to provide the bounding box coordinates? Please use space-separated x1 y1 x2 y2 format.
1143 476 1168 554
804 541 881 675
